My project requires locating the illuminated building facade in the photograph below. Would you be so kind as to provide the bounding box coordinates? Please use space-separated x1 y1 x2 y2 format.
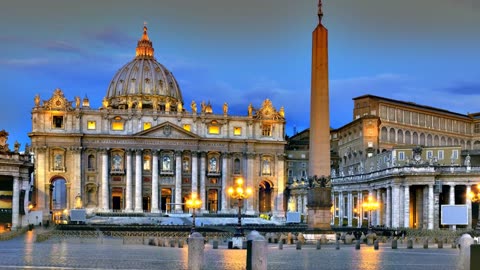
29 26 286 224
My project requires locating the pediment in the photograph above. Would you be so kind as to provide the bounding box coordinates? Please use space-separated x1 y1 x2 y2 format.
134 121 200 139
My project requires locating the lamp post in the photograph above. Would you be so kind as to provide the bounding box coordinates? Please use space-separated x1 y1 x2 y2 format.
468 184 480 229
186 192 202 234
362 195 379 228
228 177 252 238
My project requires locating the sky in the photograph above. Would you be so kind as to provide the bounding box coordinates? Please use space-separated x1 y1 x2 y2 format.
1 0 479 150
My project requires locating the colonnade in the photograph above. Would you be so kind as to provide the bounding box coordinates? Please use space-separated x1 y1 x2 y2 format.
332 183 474 230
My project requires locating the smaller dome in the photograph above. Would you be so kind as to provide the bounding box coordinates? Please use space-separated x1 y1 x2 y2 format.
104 25 182 111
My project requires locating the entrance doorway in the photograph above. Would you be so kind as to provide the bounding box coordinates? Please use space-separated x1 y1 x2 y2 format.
259 181 272 213
207 189 218 213
161 188 172 212
111 188 123 211
143 196 150 212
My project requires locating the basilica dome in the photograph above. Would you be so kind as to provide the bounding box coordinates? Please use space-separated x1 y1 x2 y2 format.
104 26 183 111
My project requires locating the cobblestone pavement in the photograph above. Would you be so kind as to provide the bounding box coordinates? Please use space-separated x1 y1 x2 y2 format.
0 231 459 270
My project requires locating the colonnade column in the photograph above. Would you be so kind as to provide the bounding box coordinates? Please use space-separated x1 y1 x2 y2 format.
134 149 143 213
404 185 410 228
101 149 109 211
386 187 391 228
449 184 456 230
151 150 160 213
347 192 353 227
200 152 206 212
221 153 228 212
275 154 286 218
391 185 400 228
11 176 20 229
466 185 472 229
303 194 308 214
125 150 133 212
357 191 363 228
428 184 434 230
331 193 335 225
338 191 343 226
376 190 381 226
174 151 182 213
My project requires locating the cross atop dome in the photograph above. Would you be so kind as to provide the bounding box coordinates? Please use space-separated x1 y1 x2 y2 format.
318 0 323 23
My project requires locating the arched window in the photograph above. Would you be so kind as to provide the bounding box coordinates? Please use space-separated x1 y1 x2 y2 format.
233 158 241 174
143 154 151 171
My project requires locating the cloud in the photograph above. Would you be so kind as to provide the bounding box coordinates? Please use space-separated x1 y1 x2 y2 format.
0 58 50 67
441 81 480 96
85 27 135 47
42 40 86 55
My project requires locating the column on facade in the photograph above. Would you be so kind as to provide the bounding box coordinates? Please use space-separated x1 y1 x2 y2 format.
404 185 410 228
151 150 160 213
200 152 206 212
449 184 456 230
357 191 363 228
246 153 255 214
368 190 374 226
391 185 400 227
386 187 391 228
174 151 182 213
134 150 143 212
296 195 302 212
65 182 71 210
71 148 82 210
347 192 353 227
467 185 472 229
428 184 434 229
11 176 20 229
191 152 198 194
101 150 109 211
125 150 133 212
220 153 228 212
376 189 381 226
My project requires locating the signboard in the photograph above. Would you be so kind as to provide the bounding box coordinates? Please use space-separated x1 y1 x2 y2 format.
286 212 301 223
70 209 87 224
441 204 468 225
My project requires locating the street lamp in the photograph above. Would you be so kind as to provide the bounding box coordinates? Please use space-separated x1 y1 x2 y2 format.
228 177 253 238
362 196 379 228
186 192 202 234
468 184 480 229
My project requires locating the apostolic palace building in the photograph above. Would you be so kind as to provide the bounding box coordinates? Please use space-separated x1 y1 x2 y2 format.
28 26 286 225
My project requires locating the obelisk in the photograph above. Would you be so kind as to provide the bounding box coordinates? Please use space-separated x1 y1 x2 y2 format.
307 1 332 230
309 0 330 179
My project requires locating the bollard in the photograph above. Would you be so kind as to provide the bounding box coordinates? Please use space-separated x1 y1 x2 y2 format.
178 239 184 248
316 239 321 250
335 240 340 250
423 239 428 249
438 240 443 249
457 234 474 270
392 239 397 249
355 240 360 250
296 241 302 250
278 241 283 250
374 240 379 250
452 242 457 249
407 239 413 249
212 240 219 249
188 232 205 270
246 231 267 270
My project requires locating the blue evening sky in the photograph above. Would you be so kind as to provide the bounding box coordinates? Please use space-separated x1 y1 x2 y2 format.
1 0 479 150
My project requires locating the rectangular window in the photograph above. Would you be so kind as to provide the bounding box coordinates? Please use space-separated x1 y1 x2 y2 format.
452 150 459 160
208 126 220 134
426 150 433 159
262 124 272 136
112 122 124 131
475 123 480 133
52 116 64 128
438 150 444 160
183 124 191 132
143 122 151 130
87 121 96 130
233 127 242 136
398 151 405 161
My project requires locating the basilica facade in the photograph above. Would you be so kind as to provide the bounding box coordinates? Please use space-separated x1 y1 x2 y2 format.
29 26 286 223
